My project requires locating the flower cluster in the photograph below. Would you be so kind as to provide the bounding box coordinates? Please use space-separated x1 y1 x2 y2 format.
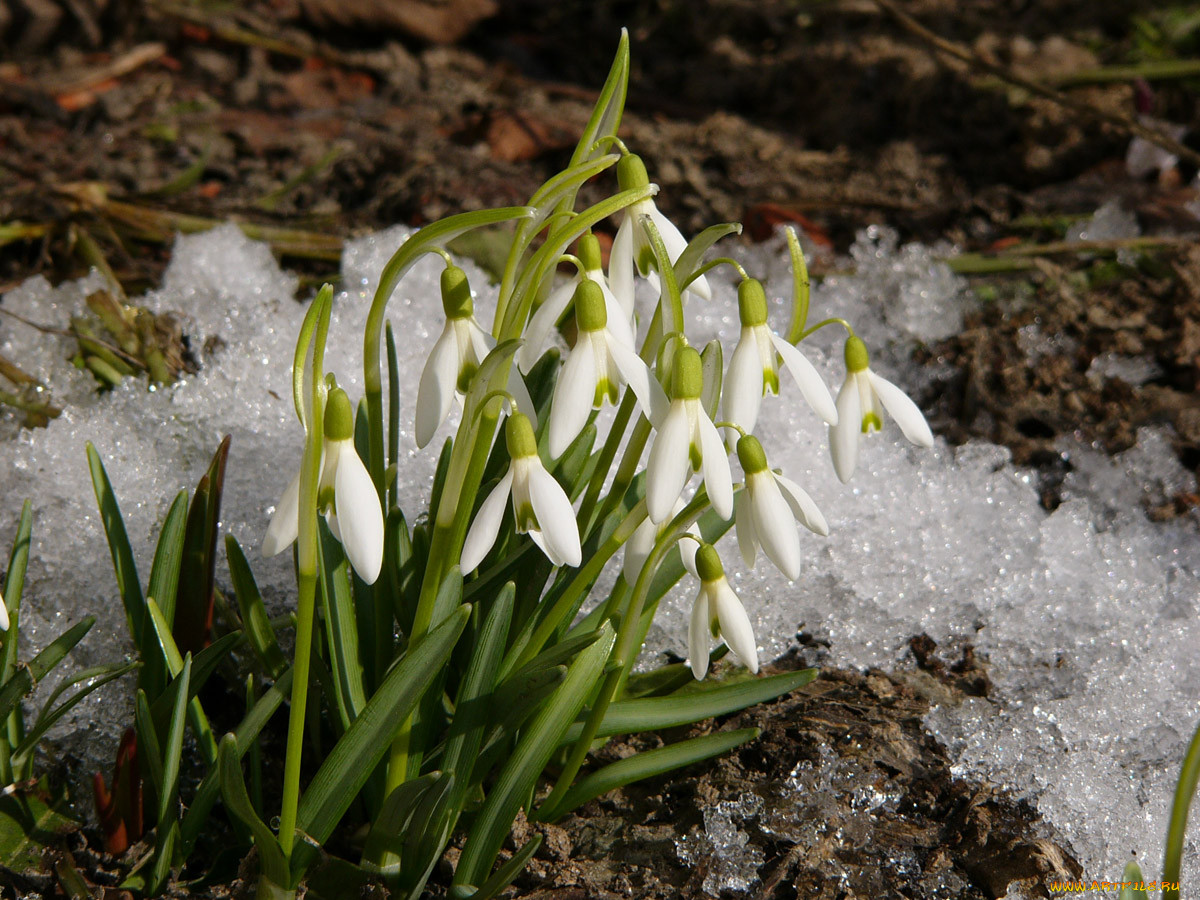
379 151 935 680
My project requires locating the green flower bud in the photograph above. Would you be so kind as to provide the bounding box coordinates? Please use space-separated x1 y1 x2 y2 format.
578 232 603 272
671 346 704 400
617 153 650 192
441 265 473 319
695 543 724 583
844 336 869 373
324 387 355 442
736 434 769 475
737 278 769 327
505 411 538 459
574 279 608 332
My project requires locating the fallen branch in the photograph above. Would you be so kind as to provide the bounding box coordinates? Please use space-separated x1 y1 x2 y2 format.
873 0 1200 171
946 234 1196 274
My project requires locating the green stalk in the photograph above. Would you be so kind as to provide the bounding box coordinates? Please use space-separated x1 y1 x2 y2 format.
277 289 331 870
783 227 811 345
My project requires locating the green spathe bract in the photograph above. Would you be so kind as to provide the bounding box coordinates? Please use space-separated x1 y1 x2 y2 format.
39 28 941 900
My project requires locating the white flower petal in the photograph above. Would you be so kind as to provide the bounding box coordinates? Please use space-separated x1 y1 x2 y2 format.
527 464 581 567
0 591 9 632
262 468 302 557
460 469 514 572
325 509 341 542
712 579 759 674
734 488 757 569
771 333 838 426
868 371 934 448
830 376 861 483
506 368 538 430
697 412 734 520
609 216 635 319
548 342 597 458
415 325 461 449
688 587 710 681
607 333 668 428
679 532 699 579
750 474 801 581
775 473 828 536
468 318 495 369
646 403 692 523
595 275 636 349
332 440 384 584
648 207 711 302
520 277 577 372
723 332 764 443
527 528 564 567
622 516 656 586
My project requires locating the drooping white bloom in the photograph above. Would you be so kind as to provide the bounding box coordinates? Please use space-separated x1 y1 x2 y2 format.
519 232 633 373
263 388 384 584
722 278 837 445
461 412 582 572
645 345 732 524
547 280 666 458
622 497 698 587
608 154 711 321
733 434 827 581
416 264 535 449
829 336 934 483
689 543 758 680
0 588 8 632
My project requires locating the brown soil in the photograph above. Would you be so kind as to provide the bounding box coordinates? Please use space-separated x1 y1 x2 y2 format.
1 0 1198 896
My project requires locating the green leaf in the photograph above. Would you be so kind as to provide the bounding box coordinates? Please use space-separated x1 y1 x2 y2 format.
430 565 464 631
386 321 401 487
135 690 163 801
226 535 287 678
87 444 145 651
549 728 759 817
317 524 367 729
0 779 79 874
146 491 188 630
10 661 139 774
454 622 615 887
566 669 816 742
174 436 230 656
570 29 628 165
459 834 543 900
144 598 220 764
1119 861 1148 900
428 439 454 539
674 222 742 292
147 656 191 894
700 339 722 420
0 617 94 722
2 501 34 760
362 772 444 880
181 668 293 853
217 733 288 886
443 584 513 818
295 605 470 849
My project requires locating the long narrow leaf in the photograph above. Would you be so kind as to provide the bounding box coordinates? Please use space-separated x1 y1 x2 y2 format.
454 622 615 887
318 525 367 728
225 536 287 678
550 728 760 818
295 605 470 848
362 772 443 880
0 618 94 722
87 444 144 647
11 662 139 772
570 29 628 166
144 599 219 764
217 733 288 886
563 670 816 743
2 501 34 758
146 492 188 629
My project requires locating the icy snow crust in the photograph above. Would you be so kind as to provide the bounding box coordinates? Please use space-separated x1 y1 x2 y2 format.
0 223 1196 888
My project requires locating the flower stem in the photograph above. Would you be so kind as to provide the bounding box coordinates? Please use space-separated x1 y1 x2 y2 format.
278 572 316 865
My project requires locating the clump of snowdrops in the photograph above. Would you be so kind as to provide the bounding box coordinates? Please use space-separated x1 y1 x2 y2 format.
0 32 942 900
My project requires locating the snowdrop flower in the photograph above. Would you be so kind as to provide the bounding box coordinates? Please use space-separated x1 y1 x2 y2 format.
622 497 698 587
547 279 665 458
263 388 385 584
829 336 934 483
646 345 733 524
416 264 534 449
722 278 837 445
461 412 581 572
609 154 711 321
733 434 827 581
0 589 7 632
519 232 633 373
689 543 758 680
